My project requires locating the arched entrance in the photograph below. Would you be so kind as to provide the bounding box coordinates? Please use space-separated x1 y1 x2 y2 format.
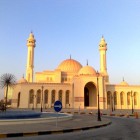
84 82 97 108
84 87 89 106
17 92 21 108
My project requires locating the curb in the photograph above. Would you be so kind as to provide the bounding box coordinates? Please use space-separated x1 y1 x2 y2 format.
0 121 112 138
0 113 73 125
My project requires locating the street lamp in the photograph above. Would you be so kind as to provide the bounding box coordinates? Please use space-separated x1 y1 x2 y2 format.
41 85 44 112
131 91 134 114
96 71 101 121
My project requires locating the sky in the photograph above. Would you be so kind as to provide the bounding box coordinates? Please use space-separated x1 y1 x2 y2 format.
0 0 140 99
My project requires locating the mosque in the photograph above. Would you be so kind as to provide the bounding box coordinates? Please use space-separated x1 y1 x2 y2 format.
11 33 140 110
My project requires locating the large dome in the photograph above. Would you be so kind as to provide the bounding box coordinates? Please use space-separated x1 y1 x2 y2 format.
78 65 96 75
57 58 82 72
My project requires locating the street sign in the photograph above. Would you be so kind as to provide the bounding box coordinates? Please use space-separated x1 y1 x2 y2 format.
54 100 62 112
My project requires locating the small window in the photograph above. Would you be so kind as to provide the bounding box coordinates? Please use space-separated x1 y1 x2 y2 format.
114 92 117 105
120 92 124 105
107 92 111 105
66 90 70 104
37 90 41 104
59 90 62 102
44 90 48 104
127 92 130 105
51 90 55 104
134 93 137 105
29 89 34 104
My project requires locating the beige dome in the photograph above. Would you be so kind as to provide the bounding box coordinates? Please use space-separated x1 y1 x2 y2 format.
57 58 82 72
18 77 28 84
119 80 129 86
78 65 96 75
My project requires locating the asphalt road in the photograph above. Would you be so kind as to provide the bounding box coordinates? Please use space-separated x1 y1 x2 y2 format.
2 116 140 140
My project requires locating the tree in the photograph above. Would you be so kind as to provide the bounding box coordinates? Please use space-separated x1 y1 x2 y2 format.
0 73 16 111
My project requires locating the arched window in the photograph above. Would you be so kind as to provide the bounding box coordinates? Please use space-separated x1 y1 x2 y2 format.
120 92 124 105
44 90 48 104
37 89 41 104
59 90 62 102
51 90 55 104
61 77 64 82
29 89 34 104
17 92 21 107
127 92 130 105
107 91 111 105
134 92 137 105
114 92 117 105
66 90 70 104
50 77 52 81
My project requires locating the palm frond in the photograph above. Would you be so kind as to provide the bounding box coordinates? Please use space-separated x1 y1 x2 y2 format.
0 73 16 88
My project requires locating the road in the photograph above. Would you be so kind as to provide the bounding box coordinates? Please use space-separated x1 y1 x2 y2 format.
2 116 140 140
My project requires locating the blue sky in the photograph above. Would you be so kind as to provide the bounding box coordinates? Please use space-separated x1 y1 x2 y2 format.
0 0 140 98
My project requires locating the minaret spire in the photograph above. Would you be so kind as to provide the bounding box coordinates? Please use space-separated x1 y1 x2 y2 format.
86 59 88 66
99 36 108 82
26 32 36 82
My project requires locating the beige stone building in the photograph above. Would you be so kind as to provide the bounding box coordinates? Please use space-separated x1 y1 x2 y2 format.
11 33 140 110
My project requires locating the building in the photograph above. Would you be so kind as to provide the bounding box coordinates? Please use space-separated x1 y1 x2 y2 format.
11 33 140 110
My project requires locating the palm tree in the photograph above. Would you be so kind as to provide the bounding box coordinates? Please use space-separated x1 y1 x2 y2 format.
0 73 16 111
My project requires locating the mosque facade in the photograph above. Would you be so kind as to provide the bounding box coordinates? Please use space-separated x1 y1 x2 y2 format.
11 33 140 110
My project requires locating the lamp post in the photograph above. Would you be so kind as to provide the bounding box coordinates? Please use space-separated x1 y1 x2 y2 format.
96 71 101 121
131 91 134 114
41 85 44 112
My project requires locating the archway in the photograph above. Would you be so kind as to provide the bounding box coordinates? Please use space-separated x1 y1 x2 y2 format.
84 87 89 106
84 82 97 107
17 92 21 108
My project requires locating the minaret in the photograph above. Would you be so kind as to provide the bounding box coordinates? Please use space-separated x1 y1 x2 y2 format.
26 32 36 82
99 36 109 82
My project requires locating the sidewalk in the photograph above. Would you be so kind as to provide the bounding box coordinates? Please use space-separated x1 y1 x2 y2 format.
0 114 111 138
